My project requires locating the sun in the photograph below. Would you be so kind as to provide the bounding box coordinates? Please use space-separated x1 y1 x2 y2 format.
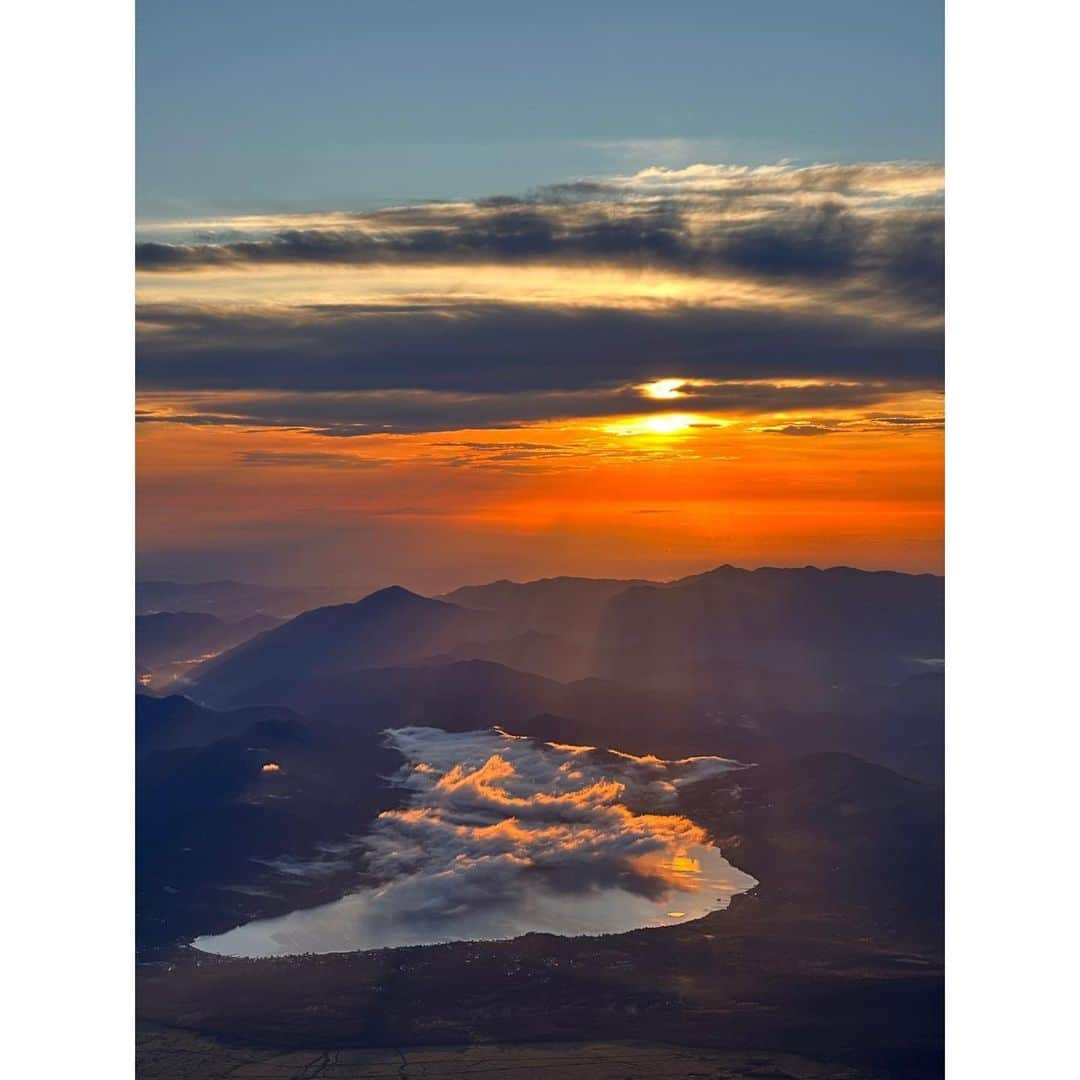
641 413 696 435
605 412 704 437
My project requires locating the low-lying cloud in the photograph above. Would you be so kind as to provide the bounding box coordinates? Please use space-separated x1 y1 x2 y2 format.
193 727 755 957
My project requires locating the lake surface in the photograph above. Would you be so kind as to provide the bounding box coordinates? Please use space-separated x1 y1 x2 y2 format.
193 726 758 958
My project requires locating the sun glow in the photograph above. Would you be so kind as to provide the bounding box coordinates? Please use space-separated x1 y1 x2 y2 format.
644 414 694 435
607 412 705 436
641 378 689 400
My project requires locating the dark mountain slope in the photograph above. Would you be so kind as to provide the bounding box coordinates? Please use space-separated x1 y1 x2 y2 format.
680 751 944 944
188 587 494 708
239 658 767 761
441 575 655 640
136 579 334 620
136 693 305 757
595 565 944 700
760 671 945 782
137 700 402 948
136 611 279 675
424 628 589 681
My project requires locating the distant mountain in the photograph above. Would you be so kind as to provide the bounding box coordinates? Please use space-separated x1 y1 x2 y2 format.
185 566 943 771
136 611 280 684
594 565 944 700
423 628 590 681
137 612 225 666
136 579 338 620
225 658 767 761
441 575 655 641
761 670 945 783
187 587 495 709
440 565 943 703
136 693 306 757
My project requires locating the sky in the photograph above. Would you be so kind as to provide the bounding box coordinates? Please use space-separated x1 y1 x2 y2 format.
136 2 944 591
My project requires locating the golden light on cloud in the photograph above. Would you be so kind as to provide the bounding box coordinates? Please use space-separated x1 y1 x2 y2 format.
134 156 942 589
261 762 282 773
671 854 702 874
641 378 689 400
637 377 720 401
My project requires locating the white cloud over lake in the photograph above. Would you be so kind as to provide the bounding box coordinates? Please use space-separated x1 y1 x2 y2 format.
194 727 756 957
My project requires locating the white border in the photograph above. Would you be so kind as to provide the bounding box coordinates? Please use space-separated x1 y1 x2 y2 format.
947 0 1077 1075
5 0 134 1075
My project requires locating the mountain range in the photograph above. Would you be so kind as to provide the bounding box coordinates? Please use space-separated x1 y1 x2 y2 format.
173 567 941 771
136 563 944 1071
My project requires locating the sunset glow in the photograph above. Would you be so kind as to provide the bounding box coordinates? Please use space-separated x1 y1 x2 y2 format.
136 159 943 587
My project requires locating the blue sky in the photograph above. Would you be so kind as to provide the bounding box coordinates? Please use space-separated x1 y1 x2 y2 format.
137 0 943 219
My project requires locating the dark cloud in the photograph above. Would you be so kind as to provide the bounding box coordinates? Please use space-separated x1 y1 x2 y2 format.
134 372 936 438
136 162 943 437
137 158 943 316
136 205 687 271
138 299 941 396
768 424 835 437
236 450 389 468
137 199 941 310
877 216 945 307
722 204 861 278
864 414 944 431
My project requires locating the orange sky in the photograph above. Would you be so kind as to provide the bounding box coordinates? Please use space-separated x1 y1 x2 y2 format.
137 385 942 590
136 162 943 590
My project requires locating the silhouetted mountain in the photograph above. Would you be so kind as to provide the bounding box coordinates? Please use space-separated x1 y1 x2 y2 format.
137 696 402 947
136 693 306 757
442 575 655 641
423 628 589 681
594 565 944 700
188 587 495 709
680 750 943 943
437 565 943 710
136 564 944 1071
136 579 337 620
231 658 765 761
136 611 280 686
182 567 945 777
760 671 945 782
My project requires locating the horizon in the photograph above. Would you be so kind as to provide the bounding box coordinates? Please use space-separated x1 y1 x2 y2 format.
136 558 945 598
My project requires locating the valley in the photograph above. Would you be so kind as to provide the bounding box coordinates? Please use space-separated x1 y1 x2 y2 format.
136 566 943 1077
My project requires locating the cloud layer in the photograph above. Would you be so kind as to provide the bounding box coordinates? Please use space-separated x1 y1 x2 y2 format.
137 161 943 437
193 727 754 957
138 161 942 292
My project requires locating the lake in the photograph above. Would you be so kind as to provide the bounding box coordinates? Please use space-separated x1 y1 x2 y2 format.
193 726 758 958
